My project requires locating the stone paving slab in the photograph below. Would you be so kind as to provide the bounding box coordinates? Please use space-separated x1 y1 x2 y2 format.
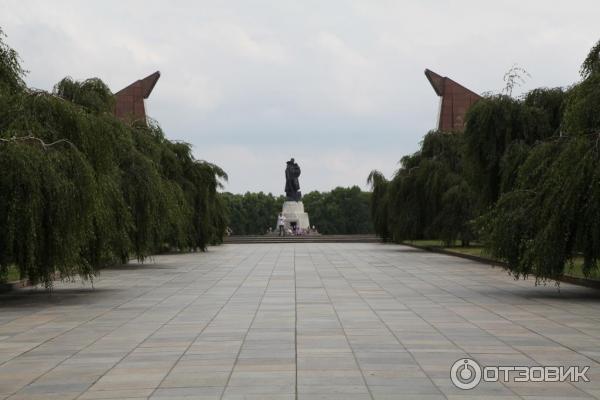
1 243 600 399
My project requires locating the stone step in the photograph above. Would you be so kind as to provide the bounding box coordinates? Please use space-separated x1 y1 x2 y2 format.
224 235 381 244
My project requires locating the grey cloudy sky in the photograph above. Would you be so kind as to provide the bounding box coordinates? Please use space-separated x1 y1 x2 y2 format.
2 1 599 194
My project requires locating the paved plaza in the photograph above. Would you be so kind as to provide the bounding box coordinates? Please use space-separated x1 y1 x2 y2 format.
1 243 600 399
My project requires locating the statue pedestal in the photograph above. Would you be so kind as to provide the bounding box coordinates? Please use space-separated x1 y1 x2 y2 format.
281 201 310 230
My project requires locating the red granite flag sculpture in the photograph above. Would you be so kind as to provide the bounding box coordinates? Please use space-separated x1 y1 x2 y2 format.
425 69 481 132
114 71 160 124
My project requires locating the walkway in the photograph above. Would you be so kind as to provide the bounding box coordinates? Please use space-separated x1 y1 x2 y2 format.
1 243 599 399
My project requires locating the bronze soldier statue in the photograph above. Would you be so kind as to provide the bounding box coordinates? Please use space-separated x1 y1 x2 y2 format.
285 158 302 201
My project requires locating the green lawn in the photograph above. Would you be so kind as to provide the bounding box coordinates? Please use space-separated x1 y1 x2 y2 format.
403 240 600 282
404 239 462 247
565 258 600 281
443 246 485 257
1 265 21 283
403 240 484 256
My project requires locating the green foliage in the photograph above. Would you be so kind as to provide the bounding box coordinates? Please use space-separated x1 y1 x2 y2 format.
303 187 372 234
580 39 600 79
367 170 391 240
463 95 553 204
221 192 284 235
562 74 600 135
482 137 600 282
54 77 115 113
0 32 227 286
223 187 373 235
559 40 600 136
0 141 96 285
523 87 566 134
379 131 476 246
474 41 600 281
0 28 25 95
430 180 476 246
368 38 600 283
498 140 530 194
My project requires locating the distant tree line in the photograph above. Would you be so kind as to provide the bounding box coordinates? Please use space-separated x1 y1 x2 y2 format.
303 187 372 234
222 186 373 235
369 39 600 283
0 29 227 287
221 192 284 235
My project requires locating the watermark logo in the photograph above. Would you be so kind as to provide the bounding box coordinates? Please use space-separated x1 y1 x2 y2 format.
450 358 590 390
450 358 482 389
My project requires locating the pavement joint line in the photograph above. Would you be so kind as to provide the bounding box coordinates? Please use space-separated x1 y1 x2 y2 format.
361 245 595 397
217 245 281 400
401 243 600 322
293 246 298 400
141 246 268 399
359 247 562 397
0 250 240 383
382 247 600 368
449 268 600 330
330 245 505 399
306 244 376 400
2 243 599 400
67 249 255 400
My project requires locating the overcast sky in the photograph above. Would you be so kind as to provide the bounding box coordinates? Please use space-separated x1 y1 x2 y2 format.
2 1 599 194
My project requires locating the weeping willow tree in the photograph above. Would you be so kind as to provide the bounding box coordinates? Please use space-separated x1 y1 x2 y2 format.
481 39 600 282
562 41 600 136
0 139 97 285
523 87 566 135
0 29 227 287
0 28 24 94
369 131 476 246
482 136 600 282
463 93 556 205
397 132 475 245
365 38 600 282
367 170 391 240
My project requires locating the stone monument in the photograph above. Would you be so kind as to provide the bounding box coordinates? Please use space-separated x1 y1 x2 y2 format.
114 71 161 125
280 158 310 231
424 68 481 132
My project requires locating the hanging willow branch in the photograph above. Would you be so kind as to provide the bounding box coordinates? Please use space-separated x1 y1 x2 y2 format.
0 33 229 288
0 135 77 150
502 64 531 97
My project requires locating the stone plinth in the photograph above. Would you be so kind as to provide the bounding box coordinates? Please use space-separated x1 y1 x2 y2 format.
281 201 310 230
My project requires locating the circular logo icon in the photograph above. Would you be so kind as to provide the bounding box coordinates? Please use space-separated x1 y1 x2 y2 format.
450 358 482 390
